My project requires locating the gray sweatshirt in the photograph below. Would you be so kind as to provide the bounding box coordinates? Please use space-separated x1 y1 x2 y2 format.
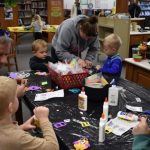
52 15 100 61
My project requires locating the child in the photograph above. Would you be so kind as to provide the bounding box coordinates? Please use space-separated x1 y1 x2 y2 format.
132 117 150 150
96 34 122 82
0 76 59 150
29 39 56 72
27 14 44 40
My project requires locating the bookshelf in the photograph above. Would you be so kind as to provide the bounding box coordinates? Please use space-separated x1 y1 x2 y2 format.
18 0 48 26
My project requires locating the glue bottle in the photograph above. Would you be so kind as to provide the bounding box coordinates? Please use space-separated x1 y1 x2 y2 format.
117 111 138 121
78 87 87 111
103 97 109 122
108 85 119 106
99 112 106 143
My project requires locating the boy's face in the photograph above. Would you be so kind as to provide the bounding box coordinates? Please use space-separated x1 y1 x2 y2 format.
103 40 116 56
0 43 10 68
34 46 48 59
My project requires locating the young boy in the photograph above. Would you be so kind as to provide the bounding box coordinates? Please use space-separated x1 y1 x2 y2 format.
29 39 56 72
132 117 150 150
96 34 122 82
0 76 59 150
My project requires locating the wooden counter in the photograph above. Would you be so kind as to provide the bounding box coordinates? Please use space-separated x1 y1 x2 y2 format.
125 58 150 89
129 31 150 57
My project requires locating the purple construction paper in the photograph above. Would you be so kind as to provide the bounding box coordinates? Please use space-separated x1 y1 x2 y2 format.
28 86 41 91
9 72 17 79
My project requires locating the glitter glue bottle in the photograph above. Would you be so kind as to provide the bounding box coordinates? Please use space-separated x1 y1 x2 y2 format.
103 97 109 122
99 113 106 143
78 87 87 111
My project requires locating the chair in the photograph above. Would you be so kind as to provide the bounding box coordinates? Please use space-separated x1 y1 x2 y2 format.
6 40 18 72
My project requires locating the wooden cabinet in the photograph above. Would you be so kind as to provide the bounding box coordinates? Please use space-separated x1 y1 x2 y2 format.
130 33 150 57
98 17 130 59
130 35 144 45
116 0 128 13
126 62 150 89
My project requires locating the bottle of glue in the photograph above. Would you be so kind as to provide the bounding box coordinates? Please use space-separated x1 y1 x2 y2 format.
99 112 106 143
78 87 87 111
103 97 109 122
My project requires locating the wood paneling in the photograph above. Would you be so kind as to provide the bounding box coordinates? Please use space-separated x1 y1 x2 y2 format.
125 62 150 89
116 0 128 13
0 6 18 29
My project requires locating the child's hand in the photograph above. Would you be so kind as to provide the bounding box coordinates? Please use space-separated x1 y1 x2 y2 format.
16 79 27 98
20 116 36 131
132 117 150 135
33 106 49 121
96 65 101 70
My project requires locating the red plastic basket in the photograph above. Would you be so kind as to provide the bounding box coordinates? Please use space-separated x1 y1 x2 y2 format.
48 67 88 89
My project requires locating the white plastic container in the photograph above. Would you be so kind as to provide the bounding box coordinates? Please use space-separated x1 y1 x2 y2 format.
117 111 138 121
99 113 106 143
103 97 109 122
108 85 119 106
78 87 87 111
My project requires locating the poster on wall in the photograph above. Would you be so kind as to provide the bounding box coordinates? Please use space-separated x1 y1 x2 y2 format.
51 0 62 17
51 7 62 17
80 0 88 5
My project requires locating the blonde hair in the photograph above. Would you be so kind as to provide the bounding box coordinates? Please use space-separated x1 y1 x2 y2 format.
104 34 122 51
32 39 48 53
0 76 17 116
34 14 42 26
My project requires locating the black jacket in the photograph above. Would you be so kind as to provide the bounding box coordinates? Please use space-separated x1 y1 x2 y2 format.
128 3 141 18
29 56 56 72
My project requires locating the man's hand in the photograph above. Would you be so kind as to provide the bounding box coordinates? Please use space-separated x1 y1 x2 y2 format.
132 117 150 135
20 116 36 131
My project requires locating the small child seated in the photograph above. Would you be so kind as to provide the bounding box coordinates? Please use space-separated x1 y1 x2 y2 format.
0 76 59 150
132 117 150 150
29 39 56 72
96 34 122 82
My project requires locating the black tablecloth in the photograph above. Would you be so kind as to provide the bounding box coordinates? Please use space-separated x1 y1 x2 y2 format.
23 73 150 150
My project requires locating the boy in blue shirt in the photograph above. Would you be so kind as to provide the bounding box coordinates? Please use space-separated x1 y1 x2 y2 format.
96 34 122 82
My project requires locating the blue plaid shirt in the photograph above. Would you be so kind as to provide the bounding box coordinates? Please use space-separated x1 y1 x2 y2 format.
98 54 122 77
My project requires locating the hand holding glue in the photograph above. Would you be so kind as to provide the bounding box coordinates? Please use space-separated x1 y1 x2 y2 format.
117 111 138 121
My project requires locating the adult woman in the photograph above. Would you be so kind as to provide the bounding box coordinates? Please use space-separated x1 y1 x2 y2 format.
51 15 100 68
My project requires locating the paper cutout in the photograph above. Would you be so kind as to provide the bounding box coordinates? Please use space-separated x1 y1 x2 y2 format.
80 122 90 127
34 89 64 101
53 122 67 128
9 72 17 79
41 81 48 85
73 138 90 150
28 86 41 91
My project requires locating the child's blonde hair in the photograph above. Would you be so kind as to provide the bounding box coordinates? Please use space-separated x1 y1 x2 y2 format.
104 34 122 51
34 14 42 26
32 39 48 53
0 76 17 116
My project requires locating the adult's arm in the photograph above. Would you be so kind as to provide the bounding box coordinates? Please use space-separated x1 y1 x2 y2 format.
85 36 100 62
